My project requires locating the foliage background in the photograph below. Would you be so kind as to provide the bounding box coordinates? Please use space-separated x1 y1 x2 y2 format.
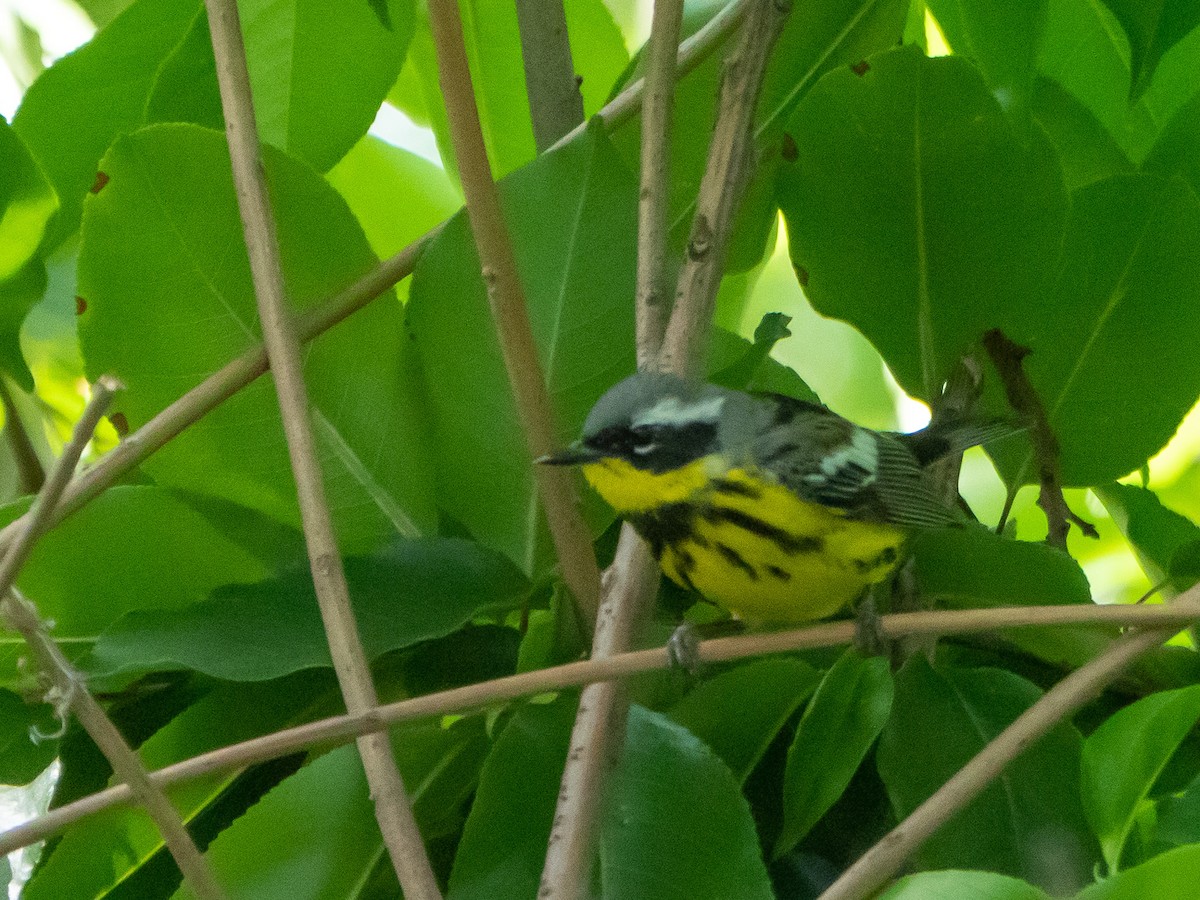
1 0 1200 897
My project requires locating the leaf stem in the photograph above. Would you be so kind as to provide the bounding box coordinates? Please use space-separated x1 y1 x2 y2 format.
202 2 438 895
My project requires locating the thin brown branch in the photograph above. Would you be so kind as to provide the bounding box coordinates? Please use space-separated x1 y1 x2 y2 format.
515 0 584 151
658 0 791 377
553 0 750 149
982 328 1096 548
818 616 1193 900
5 597 1200 858
426 0 602 629
0 379 226 900
202 2 438 895
0 377 44 494
635 0 685 368
538 0 684 892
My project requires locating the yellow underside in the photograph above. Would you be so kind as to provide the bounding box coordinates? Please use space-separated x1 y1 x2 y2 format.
582 458 904 625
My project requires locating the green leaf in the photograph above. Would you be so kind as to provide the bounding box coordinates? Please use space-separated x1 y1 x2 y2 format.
777 650 894 856
877 658 1095 891
1037 0 1200 164
448 699 575 900
325 134 461 262
77 123 436 550
1098 0 1200 100
1076 842 1200 899
0 116 57 282
669 657 820 783
708 325 820 404
565 0 630 118
88 538 527 681
449 700 773 899
778 45 1068 401
11 0 200 246
597 705 774 900
0 260 45 390
881 869 1051 900
1152 775 1200 852
986 174 1200 488
0 690 57 785
0 486 272 688
1143 88 1200 199
926 0 1048 124
147 0 415 172
172 718 488 900
1095 483 1200 596
1032 77 1134 193
407 123 638 573
912 527 1093 608
1081 684 1200 871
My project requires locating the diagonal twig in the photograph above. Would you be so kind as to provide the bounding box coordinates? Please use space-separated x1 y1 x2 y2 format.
202 2 439 895
426 0 602 629
6 596 1200 859
0 377 227 900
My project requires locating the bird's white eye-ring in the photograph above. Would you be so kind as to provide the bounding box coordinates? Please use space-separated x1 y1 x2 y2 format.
629 425 658 455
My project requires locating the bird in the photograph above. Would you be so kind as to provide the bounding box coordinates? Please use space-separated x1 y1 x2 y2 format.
539 372 1016 626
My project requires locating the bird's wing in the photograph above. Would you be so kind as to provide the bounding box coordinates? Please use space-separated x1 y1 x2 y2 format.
755 406 959 528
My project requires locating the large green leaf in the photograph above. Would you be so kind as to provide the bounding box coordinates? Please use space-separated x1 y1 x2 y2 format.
146 0 414 172
87 538 528 681
1076 844 1200 900
77 123 435 550
1143 88 1200 199
1031 77 1134 193
0 486 272 689
926 0 1049 125
0 689 57 785
777 650 894 855
406 123 638 573
448 700 773 899
1097 0 1200 100
1081 685 1200 871
1096 483 1200 598
669 657 820 783
877 658 1095 892
778 45 1068 401
11 0 200 246
985 174 1200 488
881 870 1050 900
597 705 774 899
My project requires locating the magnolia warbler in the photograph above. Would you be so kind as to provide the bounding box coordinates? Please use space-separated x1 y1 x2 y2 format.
540 373 1015 625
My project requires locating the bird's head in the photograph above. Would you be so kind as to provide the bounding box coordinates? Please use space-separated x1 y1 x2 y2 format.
539 373 731 474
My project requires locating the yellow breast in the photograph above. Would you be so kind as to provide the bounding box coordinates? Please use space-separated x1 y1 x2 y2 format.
581 459 904 625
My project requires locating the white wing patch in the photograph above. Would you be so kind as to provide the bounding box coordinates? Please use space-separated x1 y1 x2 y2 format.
634 394 726 429
810 427 878 487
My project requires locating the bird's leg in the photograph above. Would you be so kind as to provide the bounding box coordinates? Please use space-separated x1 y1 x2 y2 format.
666 619 747 673
852 589 890 657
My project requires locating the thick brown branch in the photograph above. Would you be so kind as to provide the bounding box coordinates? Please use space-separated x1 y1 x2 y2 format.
203 2 438 895
515 0 584 151
983 328 1097 548
5 597 1199 858
427 0 602 628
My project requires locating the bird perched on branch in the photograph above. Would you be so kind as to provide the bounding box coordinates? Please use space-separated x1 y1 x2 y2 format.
540 373 1016 626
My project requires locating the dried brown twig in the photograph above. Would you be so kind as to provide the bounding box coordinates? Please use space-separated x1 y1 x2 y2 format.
983 328 1097 548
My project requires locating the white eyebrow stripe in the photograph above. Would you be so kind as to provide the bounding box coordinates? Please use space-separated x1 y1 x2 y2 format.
633 395 726 428
820 428 878 485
